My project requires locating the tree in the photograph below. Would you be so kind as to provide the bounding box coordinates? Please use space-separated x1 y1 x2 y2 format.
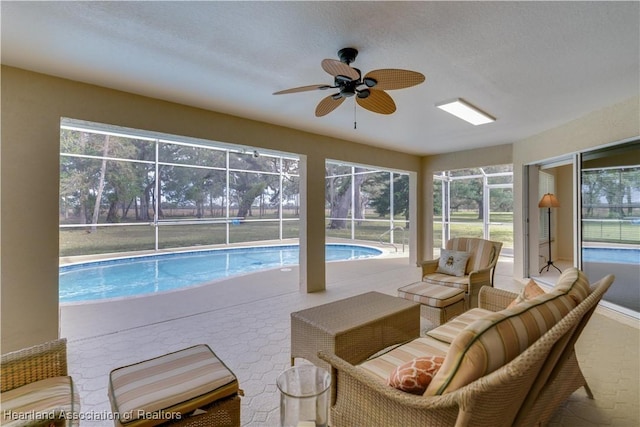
433 178 443 216
279 159 300 217
60 130 98 227
228 154 277 218
90 134 110 232
325 165 367 229
490 188 513 212
369 173 410 222
60 128 301 237
451 177 483 219
581 171 604 218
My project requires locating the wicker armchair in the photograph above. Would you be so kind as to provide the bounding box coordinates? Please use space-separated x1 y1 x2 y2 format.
1 338 80 427
422 237 503 308
514 274 615 425
319 274 613 427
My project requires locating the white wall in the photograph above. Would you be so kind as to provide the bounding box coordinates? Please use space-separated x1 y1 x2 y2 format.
512 96 640 279
0 66 422 351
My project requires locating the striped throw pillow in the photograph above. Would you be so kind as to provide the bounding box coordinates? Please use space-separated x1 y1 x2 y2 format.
424 290 576 396
426 308 494 344
553 268 591 304
507 279 546 308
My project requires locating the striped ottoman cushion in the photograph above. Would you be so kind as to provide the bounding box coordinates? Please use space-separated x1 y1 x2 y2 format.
1 376 80 427
398 282 465 308
109 345 238 426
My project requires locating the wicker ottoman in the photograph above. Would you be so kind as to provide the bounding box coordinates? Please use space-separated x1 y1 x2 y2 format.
108 345 240 427
398 282 466 326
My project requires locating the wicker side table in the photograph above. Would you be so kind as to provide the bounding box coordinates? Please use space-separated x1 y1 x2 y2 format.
290 291 420 371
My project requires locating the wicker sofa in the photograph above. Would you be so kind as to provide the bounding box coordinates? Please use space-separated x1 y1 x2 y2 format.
421 237 503 308
319 268 614 426
1 338 80 427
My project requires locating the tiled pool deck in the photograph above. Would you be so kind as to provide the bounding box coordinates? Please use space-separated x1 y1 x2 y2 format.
61 254 639 426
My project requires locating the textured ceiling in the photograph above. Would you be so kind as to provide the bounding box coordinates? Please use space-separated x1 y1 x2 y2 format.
2 1 639 155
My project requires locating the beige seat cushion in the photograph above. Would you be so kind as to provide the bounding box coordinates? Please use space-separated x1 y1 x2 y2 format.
398 282 465 308
1 376 80 427
421 274 469 292
424 290 577 396
426 308 493 343
359 336 450 383
109 344 238 426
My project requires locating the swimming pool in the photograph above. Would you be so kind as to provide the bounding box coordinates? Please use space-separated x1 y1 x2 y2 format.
59 244 382 302
582 247 640 264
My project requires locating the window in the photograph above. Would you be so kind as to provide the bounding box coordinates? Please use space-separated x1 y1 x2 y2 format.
60 119 299 257
580 140 640 313
433 165 513 257
325 161 410 249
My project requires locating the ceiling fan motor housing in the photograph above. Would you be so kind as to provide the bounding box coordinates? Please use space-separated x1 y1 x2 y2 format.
337 47 358 64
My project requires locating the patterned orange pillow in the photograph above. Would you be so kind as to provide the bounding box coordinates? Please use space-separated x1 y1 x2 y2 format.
508 279 546 308
387 356 445 395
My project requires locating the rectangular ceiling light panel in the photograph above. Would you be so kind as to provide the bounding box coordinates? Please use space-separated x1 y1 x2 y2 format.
436 98 496 125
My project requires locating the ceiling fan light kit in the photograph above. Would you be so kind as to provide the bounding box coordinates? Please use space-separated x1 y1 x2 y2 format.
274 47 425 118
436 98 496 126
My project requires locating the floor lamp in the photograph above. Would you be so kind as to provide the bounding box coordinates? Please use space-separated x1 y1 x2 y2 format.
539 193 562 274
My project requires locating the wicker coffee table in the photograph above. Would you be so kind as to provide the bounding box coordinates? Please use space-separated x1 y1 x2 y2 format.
290 291 420 371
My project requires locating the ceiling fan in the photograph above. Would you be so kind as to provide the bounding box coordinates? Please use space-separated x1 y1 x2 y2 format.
273 47 425 117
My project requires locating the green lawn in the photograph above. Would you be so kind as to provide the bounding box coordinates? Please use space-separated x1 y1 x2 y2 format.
582 220 640 243
61 220 395 256
60 211 637 257
60 222 301 256
433 212 514 248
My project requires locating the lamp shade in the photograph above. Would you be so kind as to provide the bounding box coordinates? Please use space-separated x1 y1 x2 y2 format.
538 193 560 208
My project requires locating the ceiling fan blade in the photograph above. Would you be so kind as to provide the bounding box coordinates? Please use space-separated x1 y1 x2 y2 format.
363 69 425 91
321 59 360 80
356 89 396 115
273 84 332 95
315 94 346 117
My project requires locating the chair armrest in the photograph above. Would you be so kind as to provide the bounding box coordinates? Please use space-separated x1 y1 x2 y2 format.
468 267 492 282
468 267 492 287
478 287 518 312
421 259 439 276
1 338 68 392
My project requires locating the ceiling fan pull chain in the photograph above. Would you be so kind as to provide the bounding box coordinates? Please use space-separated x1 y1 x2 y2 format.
354 101 357 129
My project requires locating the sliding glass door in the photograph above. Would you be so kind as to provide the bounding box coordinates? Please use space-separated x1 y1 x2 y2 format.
580 141 640 313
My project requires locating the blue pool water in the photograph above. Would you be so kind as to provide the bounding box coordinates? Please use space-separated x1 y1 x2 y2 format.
60 244 382 302
582 247 640 264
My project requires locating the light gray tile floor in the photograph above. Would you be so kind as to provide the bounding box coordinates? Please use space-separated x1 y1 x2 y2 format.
61 254 639 426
